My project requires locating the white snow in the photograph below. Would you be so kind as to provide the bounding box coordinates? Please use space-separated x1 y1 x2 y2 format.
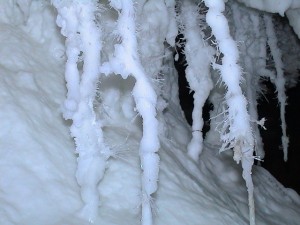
0 1 300 225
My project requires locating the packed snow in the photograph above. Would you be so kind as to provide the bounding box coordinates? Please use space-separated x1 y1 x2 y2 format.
0 0 300 225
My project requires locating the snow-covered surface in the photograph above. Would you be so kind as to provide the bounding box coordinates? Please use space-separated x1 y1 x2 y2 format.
234 0 300 38
0 1 300 225
234 0 300 16
286 8 300 39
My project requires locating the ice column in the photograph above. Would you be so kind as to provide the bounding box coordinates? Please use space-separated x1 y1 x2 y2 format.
180 0 214 160
101 1 160 224
53 1 108 222
203 0 255 224
264 15 289 162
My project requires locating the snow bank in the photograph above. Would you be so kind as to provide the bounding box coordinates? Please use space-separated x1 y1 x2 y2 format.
0 1 300 225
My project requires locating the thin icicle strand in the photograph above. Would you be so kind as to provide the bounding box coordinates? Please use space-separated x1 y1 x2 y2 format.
180 0 213 161
264 14 289 162
103 1 160 224
203 0 255 224
53 1 109 222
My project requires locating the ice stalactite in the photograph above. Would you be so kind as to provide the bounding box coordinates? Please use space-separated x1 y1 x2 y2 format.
180 0 214 161
230 2 265 160
136 0 178 137
101 1 160 224
203 0 255 224
136 0 177 105
264 14 289 162
137 0 176 79
52 1 109 222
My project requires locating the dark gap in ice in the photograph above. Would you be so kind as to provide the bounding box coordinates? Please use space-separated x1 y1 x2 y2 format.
258 78 300 194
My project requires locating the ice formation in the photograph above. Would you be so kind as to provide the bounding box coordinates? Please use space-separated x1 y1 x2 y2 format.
179 0 214 161
236 0 300 39
1 0 300 225
204 1 256 223
263 15 289 162
52 1 109 222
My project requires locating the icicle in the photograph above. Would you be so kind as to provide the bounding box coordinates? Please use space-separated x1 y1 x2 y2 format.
264 14 289 162
203 0 255 224
53 1 109 222
102 1 160 224
53 2 80 120
230 2 265 160
180 0 214 160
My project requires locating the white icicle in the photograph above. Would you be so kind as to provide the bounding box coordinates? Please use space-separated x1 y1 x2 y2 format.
53 3 80 120
203 0 255 224
231 2 265 160
180 0 214 161
53 1 108 222
264 14 289 162
103 1 160 224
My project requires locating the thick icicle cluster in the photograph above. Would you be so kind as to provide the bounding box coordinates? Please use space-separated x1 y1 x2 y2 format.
229 2 289 163
51 0 294 224
52 0 176 224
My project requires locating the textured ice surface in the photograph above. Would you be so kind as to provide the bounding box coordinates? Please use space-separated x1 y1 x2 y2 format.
0 1 300 225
